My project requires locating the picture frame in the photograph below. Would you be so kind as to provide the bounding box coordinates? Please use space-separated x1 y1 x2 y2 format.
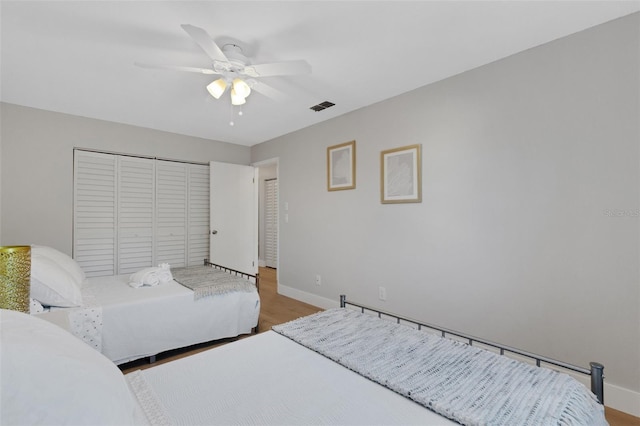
327 140 356 191
380 144 422 204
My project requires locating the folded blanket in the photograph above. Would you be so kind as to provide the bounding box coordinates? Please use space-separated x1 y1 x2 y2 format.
172 266 256 300
273 309 607 426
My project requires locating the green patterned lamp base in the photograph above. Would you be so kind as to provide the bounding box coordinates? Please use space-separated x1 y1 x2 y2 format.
0 246 31 313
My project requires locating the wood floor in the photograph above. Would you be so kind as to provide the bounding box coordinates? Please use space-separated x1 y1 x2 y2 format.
120 267 639 425
254 266 323 331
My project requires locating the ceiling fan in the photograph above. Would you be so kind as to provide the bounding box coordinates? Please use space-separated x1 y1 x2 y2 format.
136 24 311 105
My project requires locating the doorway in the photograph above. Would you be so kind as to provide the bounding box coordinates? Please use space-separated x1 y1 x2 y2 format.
264 178 278 268
255 159 279 289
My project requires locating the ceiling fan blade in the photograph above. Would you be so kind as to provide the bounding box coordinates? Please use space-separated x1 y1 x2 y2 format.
134 62 219 75
180 24 228 63
249 81 288 102
244 60 311 78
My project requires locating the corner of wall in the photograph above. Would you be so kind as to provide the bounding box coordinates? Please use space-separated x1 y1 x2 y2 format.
277 283 338 310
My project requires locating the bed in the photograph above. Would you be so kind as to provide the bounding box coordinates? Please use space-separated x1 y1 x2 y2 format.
1 294 607 426
28 245 260 365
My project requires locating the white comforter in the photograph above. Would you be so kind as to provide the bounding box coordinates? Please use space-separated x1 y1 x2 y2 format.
37 274 260 364
127 331 455 425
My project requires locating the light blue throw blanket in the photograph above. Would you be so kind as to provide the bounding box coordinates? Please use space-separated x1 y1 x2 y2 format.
273 309 607 426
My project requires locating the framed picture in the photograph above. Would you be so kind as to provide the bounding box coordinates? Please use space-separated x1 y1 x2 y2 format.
380 144 422 204
327 140 356 191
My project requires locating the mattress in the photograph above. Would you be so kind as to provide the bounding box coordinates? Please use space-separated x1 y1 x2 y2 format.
36 274 260 364
128 330 456 425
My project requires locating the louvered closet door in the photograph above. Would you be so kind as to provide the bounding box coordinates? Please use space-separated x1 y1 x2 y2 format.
74 151 118 277
264 179 278 268
156 161 187 267
117 156 155 274
187 164 210 266
74 151 210 275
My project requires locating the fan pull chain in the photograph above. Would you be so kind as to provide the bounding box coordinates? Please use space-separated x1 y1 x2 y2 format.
229 105 244 126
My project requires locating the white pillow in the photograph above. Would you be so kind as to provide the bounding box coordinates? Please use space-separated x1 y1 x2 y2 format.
0 309 137 425
30 252 83 307
31 245 86 286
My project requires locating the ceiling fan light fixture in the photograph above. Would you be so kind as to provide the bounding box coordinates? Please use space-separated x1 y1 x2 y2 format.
139 24 312 109
207 78 227 99
230 88 246 106
232 78 251 99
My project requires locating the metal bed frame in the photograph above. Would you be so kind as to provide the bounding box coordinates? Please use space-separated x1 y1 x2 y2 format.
339 294 605 404
203 259 260 292
204 259 260 333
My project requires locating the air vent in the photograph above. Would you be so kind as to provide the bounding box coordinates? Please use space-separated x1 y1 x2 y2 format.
310 101 335 112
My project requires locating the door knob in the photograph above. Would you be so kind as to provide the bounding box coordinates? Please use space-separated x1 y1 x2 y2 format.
211 230 218 235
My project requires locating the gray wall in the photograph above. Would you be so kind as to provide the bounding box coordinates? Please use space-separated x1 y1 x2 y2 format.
252 13 639 405
0 103 250 254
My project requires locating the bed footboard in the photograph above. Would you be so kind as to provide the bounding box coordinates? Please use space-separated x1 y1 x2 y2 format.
339 294 605 404
203 259 259 292
204 259 260 333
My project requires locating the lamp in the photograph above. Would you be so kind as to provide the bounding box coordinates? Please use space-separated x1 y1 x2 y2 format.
230 88 246 106
0 246 31 313
206 78 228 99
232 78 251 99
208 77 252 105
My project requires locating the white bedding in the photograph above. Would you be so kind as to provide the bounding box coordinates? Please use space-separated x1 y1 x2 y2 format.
128 330 456 425
36 274 260 364
3 305 606 426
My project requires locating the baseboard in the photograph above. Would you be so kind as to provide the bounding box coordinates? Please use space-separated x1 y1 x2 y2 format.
277 284 640 418
568 373 640 417
605 382 640 417
278 284 338 310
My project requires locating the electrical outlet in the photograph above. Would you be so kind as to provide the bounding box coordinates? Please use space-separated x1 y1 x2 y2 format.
379 286 387 301
315 275 321 286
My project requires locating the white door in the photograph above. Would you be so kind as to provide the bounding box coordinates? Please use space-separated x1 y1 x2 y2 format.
209 161 258 275
264 179 278 268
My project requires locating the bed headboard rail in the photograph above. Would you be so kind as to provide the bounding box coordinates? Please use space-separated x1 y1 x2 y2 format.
339 294 604 404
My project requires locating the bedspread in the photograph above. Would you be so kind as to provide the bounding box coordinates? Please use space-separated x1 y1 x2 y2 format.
127 331 455 425
51 288 103 352
273 308 607 426
38 274 260 364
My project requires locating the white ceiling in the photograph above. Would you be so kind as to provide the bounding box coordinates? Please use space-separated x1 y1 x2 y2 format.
2 1 638 147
